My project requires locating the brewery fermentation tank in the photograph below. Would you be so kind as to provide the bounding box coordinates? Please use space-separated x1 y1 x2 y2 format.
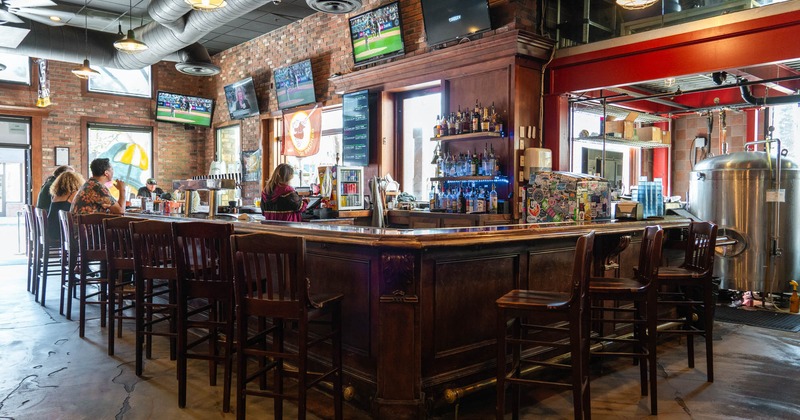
688 151 799 293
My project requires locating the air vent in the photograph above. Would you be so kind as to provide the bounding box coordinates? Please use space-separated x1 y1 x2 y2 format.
306 0 361 14
175 61 221 76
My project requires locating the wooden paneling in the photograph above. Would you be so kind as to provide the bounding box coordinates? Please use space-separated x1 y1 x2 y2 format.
526 243 578 293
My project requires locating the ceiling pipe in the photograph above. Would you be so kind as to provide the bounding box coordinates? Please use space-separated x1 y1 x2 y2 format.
0 0 273 75
739 78 800 106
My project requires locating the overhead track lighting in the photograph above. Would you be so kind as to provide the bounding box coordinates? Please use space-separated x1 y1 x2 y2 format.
616 0 659 10
114 0 148 52
184 0 227 11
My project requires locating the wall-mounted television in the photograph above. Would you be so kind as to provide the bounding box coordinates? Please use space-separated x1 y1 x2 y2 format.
274 59 316 110
155 91 214 127
420 0 491 47
348 1 405 67
223 77 260 120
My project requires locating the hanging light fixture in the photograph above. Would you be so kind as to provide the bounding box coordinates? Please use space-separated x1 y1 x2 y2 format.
72 0 100 79
114 0 148 52
616 0 659 10
184 0 227 11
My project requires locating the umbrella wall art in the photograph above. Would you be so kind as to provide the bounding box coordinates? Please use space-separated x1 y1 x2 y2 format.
87 126 153 199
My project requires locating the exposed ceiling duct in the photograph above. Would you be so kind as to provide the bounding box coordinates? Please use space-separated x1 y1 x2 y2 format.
306 0 361 15
0 0 277 76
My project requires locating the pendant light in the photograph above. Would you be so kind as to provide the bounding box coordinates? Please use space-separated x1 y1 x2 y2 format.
72 0 100 79
114 0 148 52
616 0 659 10
184 0 227 11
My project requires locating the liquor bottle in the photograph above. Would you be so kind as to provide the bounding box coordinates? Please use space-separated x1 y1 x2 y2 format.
481 106 490 132
455 108 463 135
462 107 472 133
434 115 441 138
482 143 490 176
489 102 497 132
465 186 473 214
448 113 456 136
439 115 448 138
489 144 497 176
458 187 466 214
489 183 498 214
472 100 480 133
429 184 437 210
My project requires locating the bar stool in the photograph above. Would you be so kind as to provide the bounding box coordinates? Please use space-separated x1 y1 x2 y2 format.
130 219 178 376
172 221 235 412
103 216 139 356
23 205 36 294
231 232 343 420
58 210 78 319
33 207 61 307
76 213 117 337
496 231 595 420
657 221 718 382
589 226 663 415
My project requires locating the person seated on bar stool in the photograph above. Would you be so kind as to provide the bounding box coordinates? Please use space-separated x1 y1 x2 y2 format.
71 158 125 215
137 178 164 200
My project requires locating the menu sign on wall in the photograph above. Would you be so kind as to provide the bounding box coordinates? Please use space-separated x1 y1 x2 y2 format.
342 90 370 166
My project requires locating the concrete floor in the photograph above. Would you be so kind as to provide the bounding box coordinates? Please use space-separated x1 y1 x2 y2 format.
1 262 799 419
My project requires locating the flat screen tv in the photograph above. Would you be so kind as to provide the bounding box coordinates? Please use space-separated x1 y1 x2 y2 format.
223 77 260 119
420 0 491 47
348 1 404 67
155 91 214 127
274 59 316 110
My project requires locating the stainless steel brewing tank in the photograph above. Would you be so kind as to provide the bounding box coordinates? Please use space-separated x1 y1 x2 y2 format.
688 151 799 293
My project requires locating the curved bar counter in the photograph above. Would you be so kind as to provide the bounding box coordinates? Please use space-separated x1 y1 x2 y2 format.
135 212 689 418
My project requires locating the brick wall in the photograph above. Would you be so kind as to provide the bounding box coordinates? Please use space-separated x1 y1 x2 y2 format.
671 110 760 199
0 60 207 193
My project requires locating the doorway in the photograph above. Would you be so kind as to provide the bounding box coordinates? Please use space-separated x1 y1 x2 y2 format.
0 117 31 262
399 90 441 201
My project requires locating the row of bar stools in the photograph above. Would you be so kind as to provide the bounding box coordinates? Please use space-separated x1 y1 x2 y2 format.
496 231 595 420
589 226 664 415
231 232 344 420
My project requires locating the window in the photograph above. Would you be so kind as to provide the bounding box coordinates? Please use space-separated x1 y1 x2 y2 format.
87 124 153 199
571 111 634 192
215 124 241 204
88 66 152 98
0 53 30 85
401 92 441 200
285 107 343 188
770 104 799 161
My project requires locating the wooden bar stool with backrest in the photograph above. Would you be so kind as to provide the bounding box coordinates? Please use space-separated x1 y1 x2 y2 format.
76 213 117 337
103 216 139 356
58 210 79 319
23 204 37 294
589 225 663 415
657 221 718 382
496 231 596 420
172 221 235 412
231 232 343 420
33 207 62 307
130 219 179 376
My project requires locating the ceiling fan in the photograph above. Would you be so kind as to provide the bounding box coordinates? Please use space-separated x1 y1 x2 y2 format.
0 0 74 27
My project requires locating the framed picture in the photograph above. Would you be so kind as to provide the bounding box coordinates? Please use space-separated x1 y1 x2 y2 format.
242 149 262 182
55 147 69 166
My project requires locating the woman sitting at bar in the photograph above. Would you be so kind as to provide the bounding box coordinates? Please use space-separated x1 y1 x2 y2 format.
46 171 85 241
260 163 307 222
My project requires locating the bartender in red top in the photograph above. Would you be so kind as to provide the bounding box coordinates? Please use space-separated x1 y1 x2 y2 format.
260 163 307 222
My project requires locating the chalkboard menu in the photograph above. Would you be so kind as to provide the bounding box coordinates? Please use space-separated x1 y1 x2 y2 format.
342 90 370 166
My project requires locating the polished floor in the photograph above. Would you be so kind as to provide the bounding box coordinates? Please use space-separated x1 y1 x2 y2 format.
1 261 799 419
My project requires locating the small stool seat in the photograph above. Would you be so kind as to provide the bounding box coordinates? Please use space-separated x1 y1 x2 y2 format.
589 277 648 294
657 266 706 279
496 231 595 420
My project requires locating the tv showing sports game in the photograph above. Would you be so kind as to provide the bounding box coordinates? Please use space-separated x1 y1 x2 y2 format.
223 77 260 120
274 59 316 110
421 0 491 47
348 1 404 67
155 91 214 127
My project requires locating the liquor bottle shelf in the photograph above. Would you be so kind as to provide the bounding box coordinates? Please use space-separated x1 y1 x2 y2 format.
430 132 504 142
431 176 507 182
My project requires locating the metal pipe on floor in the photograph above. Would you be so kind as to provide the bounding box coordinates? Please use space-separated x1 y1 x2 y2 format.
443 321 683 405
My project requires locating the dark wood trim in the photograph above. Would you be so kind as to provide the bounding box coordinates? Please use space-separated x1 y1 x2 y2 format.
0 105 50 205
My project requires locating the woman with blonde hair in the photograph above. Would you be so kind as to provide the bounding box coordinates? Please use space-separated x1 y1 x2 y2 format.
260 163 307 222
47 171 86 240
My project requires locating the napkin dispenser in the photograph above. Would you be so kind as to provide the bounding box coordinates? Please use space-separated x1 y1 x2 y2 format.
615 201 643 220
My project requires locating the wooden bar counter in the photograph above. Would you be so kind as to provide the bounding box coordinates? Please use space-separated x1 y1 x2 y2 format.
137 212 689 418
